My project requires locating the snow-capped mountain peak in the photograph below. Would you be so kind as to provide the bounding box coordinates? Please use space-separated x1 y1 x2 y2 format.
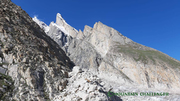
33 13 78 38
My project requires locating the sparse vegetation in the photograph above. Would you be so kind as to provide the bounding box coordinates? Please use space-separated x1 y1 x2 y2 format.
43 77 50 101
0 62 9 66
117 44 180 68
0 73 14 100
0 40 4 48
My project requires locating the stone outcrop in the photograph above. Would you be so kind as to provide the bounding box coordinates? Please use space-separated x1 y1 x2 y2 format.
1 0 180 100
0 0 74 100
34 10 180 99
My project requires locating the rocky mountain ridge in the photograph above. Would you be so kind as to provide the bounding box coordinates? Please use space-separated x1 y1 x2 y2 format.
33 12 180 101
0 0 180 100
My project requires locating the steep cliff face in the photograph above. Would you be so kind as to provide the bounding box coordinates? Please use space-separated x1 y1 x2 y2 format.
87 22 180 90
0 0 74 100
34 12 180 92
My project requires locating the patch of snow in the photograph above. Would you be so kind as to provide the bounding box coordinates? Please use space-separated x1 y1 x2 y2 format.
32 16 49 33
50 22 70 36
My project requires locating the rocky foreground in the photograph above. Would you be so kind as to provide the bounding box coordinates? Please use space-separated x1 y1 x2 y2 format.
0 0 75 100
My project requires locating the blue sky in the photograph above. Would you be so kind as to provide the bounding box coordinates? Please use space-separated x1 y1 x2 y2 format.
12 0 180 61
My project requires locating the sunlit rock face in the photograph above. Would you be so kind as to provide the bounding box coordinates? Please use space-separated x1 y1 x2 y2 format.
37 12 180 92
1 0 180 100
32 2 180 101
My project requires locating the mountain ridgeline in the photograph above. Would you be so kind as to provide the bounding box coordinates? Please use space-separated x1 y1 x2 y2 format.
33 11 180 100
0 0 180 100
34 12 180 88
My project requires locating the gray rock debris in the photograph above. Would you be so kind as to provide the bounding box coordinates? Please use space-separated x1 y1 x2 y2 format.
53 66 122 101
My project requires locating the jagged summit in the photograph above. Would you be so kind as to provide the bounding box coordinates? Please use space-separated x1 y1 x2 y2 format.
32 9 180 101
56 13 68 27
55 13 78 38
35 12 180 86
33 13 78 38
93 21 105 29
